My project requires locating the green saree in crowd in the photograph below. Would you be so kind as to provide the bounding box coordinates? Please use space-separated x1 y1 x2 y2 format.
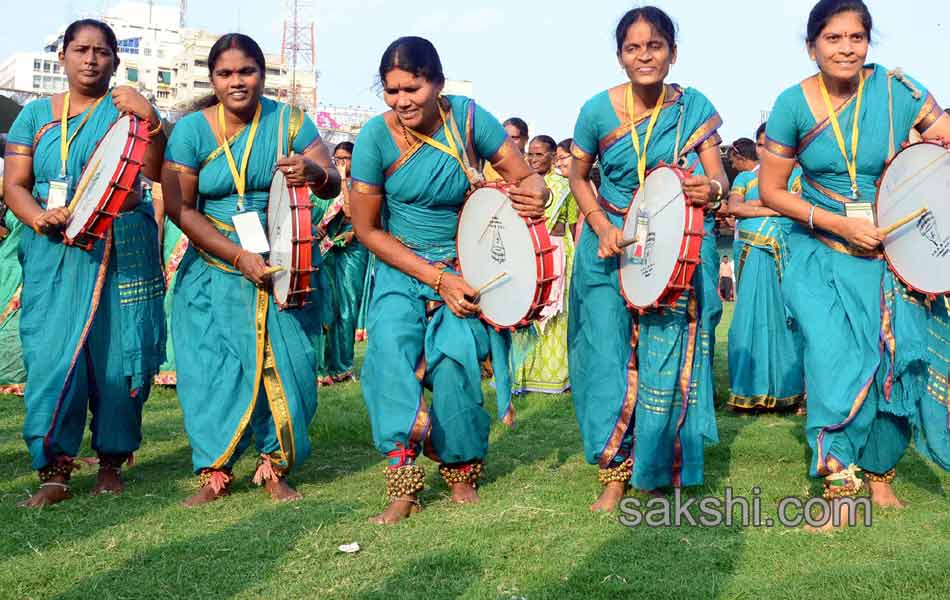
7 93 165 472
0 210 26 395
726 167 804 411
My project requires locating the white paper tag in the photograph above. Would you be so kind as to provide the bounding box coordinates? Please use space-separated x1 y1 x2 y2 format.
844 202 875 224
232 211 270 253
47 179 70 209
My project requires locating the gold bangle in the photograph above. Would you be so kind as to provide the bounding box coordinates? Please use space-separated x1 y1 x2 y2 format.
585 208 606 219
433 270 445 295
31 215 44 234
232 250 246 269
147 117 164 138
710 179 724 202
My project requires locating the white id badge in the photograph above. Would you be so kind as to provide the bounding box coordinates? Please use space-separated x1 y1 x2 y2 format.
232 211 270 253
47 178 71 209
844 201 875 225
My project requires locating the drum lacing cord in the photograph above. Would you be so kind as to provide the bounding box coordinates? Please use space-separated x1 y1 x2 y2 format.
886 68 923 158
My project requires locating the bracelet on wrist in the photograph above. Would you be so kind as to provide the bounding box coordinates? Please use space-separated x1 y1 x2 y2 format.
232 249 247 269
433 269 446 295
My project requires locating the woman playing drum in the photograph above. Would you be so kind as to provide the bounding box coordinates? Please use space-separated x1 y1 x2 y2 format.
161 33 339 506
568 6 728 511
760 0 950 529
350 36 548 524
3 19 167 507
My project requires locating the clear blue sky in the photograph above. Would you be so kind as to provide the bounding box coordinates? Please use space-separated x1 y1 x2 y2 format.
1 0 947 142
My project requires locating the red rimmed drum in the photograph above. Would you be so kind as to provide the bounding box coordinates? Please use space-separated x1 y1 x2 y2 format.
457 183 557 330
268 169 314 309
618 164 705 310
875 140 950 296
64 114 150 250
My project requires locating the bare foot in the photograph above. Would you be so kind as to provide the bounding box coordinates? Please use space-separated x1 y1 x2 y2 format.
182 484 227 508
868 480 906 509
590 481 626 512
449 482 480 504
18 478 72 508
91 467 124 496
264 477 302 502
804 499 868 533
369 496 420 524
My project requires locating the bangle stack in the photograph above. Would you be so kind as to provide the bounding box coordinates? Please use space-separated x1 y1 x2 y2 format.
433 270 446 296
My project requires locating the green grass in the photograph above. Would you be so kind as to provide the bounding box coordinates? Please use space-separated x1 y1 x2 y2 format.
1 303 949 599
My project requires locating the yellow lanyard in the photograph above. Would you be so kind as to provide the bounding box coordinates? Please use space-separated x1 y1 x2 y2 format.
59 91 105 178
404 101 472 179
818 71 865 199
625 83 667 185
217 101 262 210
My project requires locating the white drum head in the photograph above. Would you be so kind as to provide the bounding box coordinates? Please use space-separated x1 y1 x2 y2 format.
458 187 537 328
619 166 686 308
65 115 132 240
877 142 950 295
268 170 293 304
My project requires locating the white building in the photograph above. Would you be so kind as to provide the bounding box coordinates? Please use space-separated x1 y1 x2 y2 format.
0 0 318 119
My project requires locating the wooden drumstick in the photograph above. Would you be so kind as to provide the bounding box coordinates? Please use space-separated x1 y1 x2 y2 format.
475 271 509 296
66 158 101 215
263 265 285 276
881 206 930 236
618 237 638 249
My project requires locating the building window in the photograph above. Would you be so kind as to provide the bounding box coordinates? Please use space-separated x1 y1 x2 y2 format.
144 47 152 57
266 67 281 77
43 61 51 72
157 69 172 85
157 49 165 58
194 59 207 68
33 59 41 70
127 67 139 82
193 80 210 89
52 63 60 73
157 90 170 99
118 38 140 55
32 75 41 88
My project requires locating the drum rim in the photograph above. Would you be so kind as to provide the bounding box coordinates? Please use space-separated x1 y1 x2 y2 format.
64 113 147 247
875 140 950 296
268 173 314 309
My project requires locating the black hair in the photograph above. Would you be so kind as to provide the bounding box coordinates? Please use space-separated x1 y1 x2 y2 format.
558 138 573 153
62 19 120 69
755 122 767 140
334 141 354 154
503 117 528 137
731 138 757 161
208 33 266 78
378 36 445 86
806 0 872 44
531 135 557 153
615 6 676 52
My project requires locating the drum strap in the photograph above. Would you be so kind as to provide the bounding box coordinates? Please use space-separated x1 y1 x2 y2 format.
404 99 480 186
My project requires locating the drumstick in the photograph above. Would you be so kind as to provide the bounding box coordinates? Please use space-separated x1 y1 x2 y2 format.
67 158 101 215
263 265 285 275
479 195 508 241
618 237 638 249
475 271 509 295
881 206 929 236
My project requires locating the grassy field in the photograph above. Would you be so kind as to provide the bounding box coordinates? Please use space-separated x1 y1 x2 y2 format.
2 303 950 599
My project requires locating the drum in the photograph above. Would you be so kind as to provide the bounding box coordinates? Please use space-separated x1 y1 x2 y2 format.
64 114 150 250
876 140 950 296
268 170 314 309
456 183 557 330
618 164 705 310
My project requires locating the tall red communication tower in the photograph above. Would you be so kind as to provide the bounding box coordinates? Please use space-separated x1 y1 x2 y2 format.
280 0 316 112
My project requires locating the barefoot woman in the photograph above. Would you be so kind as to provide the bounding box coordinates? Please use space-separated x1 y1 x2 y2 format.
3 19 166 506
162 33 339 506
568 7 728 511
759 0 950 526
350 37 547 524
